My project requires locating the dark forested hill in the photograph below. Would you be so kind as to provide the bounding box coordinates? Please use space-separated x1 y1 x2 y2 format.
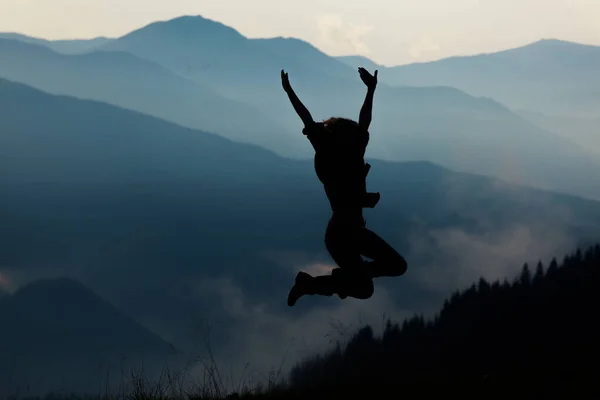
0 277 176 395
287 244 600 397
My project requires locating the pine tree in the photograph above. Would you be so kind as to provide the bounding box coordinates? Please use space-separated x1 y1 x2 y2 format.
478 277 490 294
533 261 544 286
547 258 558 276
519 263 532 287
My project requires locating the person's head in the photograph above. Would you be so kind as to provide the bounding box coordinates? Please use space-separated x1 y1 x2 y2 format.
323 117 359 134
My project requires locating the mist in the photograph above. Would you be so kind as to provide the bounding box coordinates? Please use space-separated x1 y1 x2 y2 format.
1 9 600 397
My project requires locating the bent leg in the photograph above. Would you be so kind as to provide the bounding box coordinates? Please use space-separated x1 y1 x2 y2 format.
332 268 374 299
324 216 364 273
324 218 374 300
358 228 407 278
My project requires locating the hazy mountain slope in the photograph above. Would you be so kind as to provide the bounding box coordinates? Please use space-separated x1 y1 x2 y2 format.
336 55 384 71
0 38 302 155
0 32 113 54
0 277 175 358
518 110 600 154
0 277 176 395
252 37 355 78
380 39 600 118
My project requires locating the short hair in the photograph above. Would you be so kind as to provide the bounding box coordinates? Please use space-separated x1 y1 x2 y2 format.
323 117 359 138
323 117 359 132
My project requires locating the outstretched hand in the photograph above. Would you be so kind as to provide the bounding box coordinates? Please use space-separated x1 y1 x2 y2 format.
281 69 292 92
358 67 378 90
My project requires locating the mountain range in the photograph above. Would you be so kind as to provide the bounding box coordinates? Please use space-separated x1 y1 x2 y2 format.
0 32 112 54
2 16 600 200
0 37 300 156
2 15 600 394
342 39 600 119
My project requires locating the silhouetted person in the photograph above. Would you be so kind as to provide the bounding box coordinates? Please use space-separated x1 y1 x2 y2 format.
281 67 408 307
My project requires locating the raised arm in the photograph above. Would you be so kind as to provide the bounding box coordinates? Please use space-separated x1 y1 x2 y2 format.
358 67 378 131
281 70 314 126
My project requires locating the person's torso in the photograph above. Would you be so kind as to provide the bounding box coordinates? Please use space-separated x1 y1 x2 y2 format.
307 123 369 211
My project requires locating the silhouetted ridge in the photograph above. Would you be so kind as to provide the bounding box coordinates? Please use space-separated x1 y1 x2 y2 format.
9 276 99 304
336 54 384 70
121 15 245 42
287 244 600 396
0 37 55 55
522 38 600 51
0 276 176 358
0 33 112 54
0 277 177 395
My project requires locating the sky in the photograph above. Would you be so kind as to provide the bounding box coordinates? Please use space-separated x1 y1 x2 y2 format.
1 0 599 66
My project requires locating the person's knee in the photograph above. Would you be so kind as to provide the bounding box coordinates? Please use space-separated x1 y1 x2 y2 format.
383 255 408 277
396 256 408 276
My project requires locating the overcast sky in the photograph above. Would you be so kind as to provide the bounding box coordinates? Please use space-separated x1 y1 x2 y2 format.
1 0 599 65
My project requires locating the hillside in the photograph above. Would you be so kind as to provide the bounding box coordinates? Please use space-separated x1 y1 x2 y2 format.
380 39 600 119
252 36 355 78
285 243 600 397
0 38 300 155
518 110 600 154
336 54 384 71
0 32 112 54
2 79 600 357
0 277 176 395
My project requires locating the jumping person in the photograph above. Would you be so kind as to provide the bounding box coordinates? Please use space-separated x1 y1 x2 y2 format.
281 67 408 307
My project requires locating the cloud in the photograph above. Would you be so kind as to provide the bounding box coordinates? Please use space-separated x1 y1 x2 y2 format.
183 274 411 390
262 249 337 276
408 223 575 295
316 14 374 55
394 167 584 298
408 36 442 60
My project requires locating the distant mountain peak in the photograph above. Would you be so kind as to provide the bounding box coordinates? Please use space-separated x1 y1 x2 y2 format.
122 14 246 41
162 14 230 28
535 38 578 45
519 38 600 51
537 38 566 43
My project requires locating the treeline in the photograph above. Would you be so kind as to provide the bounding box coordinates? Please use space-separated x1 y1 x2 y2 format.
286 244 600 398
